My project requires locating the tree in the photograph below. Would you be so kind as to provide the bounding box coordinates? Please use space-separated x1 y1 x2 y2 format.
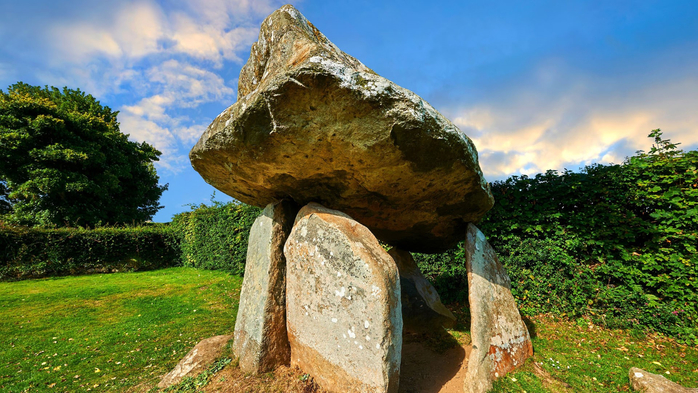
0 82 167 227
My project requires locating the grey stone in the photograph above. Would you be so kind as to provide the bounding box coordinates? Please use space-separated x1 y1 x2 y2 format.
233 200 297 374
189 4 493 253
284 203 402 393
158 335 233 388
388 248 456 333
629 367 698 392
463 224 533 393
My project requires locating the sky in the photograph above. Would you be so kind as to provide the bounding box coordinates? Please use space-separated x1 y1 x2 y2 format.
1 0 697 222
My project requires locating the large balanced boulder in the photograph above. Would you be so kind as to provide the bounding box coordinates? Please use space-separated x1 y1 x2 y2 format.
463 224 533 393
284 203 402 393
233 200 297 374
189 4 493 253
388 248 456 333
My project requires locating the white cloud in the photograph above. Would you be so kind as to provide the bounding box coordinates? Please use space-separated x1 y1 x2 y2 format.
40 0 286 172
119 110 205 174
169 14 259 65
48 0 282 65
119 60 235 170
51 1 166 61
451 69 698 181
145 60 234 106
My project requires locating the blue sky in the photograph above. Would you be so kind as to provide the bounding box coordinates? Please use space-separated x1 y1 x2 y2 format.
1 0 697 222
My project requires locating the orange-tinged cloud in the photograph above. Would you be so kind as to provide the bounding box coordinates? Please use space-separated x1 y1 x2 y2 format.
451 71 698 181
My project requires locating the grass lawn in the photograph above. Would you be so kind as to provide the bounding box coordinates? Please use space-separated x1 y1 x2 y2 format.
2 268 696 392
0 268 241 392
491 315 698 392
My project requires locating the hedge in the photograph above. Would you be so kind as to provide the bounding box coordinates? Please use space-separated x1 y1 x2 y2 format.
0 200 263 281
171 201 261 276
0 223 181 280
476 130 698 342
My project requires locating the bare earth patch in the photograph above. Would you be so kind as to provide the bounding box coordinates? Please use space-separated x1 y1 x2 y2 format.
198 331 472 393
203 365 324 393
399 333 471 393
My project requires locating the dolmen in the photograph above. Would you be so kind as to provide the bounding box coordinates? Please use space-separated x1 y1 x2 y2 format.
190 5 532 392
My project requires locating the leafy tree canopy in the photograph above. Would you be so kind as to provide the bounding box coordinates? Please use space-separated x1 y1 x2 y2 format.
0 82 167 227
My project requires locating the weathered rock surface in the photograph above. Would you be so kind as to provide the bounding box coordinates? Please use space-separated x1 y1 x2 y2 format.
284 203 402 393
233 200 297 374
388 248 456 333
629 367 698 393
189 4 493 253
158 335 233 388
463 224 533 393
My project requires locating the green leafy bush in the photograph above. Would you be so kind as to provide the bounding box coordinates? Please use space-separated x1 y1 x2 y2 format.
413 245 468 304
476 130 697 339
0 223 180 280
172 199 260 275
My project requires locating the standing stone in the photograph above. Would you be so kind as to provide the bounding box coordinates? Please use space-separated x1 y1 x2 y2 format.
233 200 297 374
463 224 533 393
284 203 402 393
189 4 494 253
388 248 456 333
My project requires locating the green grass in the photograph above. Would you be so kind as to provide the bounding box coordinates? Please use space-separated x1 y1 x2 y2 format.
2 268 697 392
490 315 698 392
0 268 241 392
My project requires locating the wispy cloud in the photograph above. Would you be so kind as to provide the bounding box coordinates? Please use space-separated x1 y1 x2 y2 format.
50 2 166 61
35 0 286 172
47 0 276 65
119 59 236 173
449 61 698 180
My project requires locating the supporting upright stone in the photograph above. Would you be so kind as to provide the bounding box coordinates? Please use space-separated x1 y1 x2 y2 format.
284 203 402 393
388 248 456 334
463 224 533 393
233 200 297 374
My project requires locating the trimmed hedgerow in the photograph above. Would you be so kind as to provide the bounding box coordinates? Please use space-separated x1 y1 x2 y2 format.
477 130 697 342
0 223 180 280
171 201 261 276
0 199 262 281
